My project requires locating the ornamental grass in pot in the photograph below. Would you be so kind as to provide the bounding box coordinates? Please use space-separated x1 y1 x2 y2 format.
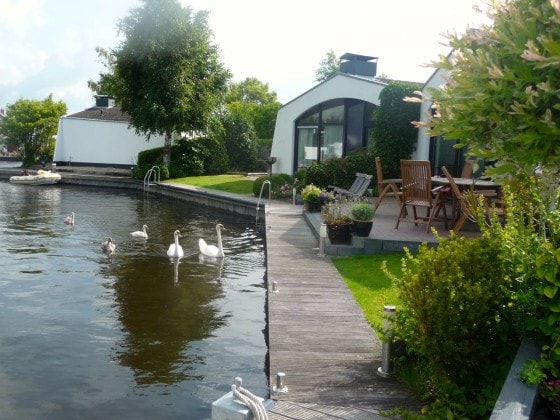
351 200 375 237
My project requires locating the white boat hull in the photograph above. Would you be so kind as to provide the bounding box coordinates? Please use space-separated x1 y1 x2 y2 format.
9 170 61 185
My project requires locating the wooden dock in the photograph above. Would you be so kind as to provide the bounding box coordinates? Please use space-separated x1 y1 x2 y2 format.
264 203 420 418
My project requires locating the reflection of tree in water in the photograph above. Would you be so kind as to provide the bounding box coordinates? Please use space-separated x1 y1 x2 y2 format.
110 257 228 385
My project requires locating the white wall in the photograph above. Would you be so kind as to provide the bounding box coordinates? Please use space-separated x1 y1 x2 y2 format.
270 74 386 175
54 117 165 166
414 67 450 160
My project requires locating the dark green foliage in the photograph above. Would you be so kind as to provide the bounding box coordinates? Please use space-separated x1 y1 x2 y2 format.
219 111 258 172
192 137 229 175
168 139 204 178
371 81 421 179
252 174 292 198
384 233 523 417
293 148 375 192
135 138 220 179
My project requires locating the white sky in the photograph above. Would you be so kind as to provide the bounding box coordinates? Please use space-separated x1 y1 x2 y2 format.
0 0 490 115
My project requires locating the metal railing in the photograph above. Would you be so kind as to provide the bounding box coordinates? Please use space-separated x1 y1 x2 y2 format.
143 166 160 191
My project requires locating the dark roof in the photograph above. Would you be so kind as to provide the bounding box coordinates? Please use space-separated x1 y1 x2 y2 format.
67 106 130 122
340 53 378 62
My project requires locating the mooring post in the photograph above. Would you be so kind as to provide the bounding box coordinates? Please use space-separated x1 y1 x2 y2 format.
318 223 327 257
377 305 396 378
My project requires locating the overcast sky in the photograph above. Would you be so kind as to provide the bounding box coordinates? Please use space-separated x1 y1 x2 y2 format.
0 0 489 115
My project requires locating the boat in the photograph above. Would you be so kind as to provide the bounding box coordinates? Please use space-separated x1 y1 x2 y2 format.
9 169 62 185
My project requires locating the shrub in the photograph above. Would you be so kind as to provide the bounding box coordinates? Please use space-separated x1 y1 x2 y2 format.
252 173 293 198
387 235 516 382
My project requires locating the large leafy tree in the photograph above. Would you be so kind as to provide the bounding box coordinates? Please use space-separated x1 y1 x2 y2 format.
225 77 281 139
314 49 341 83
0 95 67 166
422 0 560 181
111 0 231 166
371 82 421 179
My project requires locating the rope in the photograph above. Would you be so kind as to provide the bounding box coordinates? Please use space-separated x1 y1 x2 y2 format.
231 384 268 420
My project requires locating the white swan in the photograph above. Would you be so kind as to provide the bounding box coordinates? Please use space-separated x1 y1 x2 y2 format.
199 224 225 258
167 230 184 258
101 237 116 254
64 212 75 225
130 224 148 239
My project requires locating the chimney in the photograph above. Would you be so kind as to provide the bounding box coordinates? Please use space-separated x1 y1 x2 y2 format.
339 53 378 78
94 95 115 108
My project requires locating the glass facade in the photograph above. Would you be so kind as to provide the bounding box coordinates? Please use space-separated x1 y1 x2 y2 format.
294 99 377 172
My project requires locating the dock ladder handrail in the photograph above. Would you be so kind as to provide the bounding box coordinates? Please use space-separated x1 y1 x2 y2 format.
143 166 160 191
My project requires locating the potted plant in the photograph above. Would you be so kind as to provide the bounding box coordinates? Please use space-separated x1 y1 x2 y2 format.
351 200 375 237
301 183 323 212
321 192 353 244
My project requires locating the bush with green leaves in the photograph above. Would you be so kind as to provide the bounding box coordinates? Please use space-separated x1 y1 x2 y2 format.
293 148 376 192
252 174 293 199
386 234 517 383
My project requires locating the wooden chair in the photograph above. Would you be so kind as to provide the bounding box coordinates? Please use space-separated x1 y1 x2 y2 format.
328 172 373 201
395 160 448 233
461 160 475 178
374 157 402 209
441 166 502 233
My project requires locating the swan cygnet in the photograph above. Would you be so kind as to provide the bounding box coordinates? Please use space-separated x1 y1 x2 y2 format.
101 237 116 254
199 224 225 258
130 224 148 239
167 230 184 258
64 212 75 225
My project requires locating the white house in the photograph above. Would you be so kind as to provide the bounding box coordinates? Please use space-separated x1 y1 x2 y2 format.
271 52 471 177
270 53 387 175
53 96 165 168
414 63 477 177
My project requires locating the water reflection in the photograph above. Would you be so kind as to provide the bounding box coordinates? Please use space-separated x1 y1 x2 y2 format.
110 256 228 385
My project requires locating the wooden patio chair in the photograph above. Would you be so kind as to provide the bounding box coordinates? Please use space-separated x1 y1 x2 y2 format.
461 160 475 178
328 172 373 201
441 166 502 234
374 157 402 210
395 160 448 233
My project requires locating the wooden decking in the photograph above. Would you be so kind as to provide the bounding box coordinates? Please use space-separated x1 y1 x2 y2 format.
264 203 420 418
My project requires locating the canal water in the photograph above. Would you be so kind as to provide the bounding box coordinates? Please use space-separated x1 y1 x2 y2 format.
0 182 268 419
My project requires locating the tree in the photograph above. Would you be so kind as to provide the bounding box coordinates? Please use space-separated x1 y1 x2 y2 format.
314 49 341 83
218 110 257 172
225 78 281 140
87 47 119 98
371 82 421 179
0 95 67 166
422 0 560 181
225 77 277 105
111 0 231 167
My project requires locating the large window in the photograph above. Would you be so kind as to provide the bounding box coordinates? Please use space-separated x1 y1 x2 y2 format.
294 99 376 172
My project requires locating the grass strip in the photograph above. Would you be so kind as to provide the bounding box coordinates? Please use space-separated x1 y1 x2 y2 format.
332 253 403 330
164 174 255 195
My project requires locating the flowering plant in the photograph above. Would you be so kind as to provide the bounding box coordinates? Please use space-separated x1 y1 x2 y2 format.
541 378 560 409
301 184 323 203
321 192 351 225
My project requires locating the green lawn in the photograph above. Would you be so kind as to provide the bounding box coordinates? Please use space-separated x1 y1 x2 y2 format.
331 253 403 330
164 174 255 195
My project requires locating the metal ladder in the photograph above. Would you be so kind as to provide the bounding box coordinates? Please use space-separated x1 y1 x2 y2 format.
143 166 160 191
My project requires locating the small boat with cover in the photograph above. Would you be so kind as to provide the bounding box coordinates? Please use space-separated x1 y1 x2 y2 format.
9 169 61 185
